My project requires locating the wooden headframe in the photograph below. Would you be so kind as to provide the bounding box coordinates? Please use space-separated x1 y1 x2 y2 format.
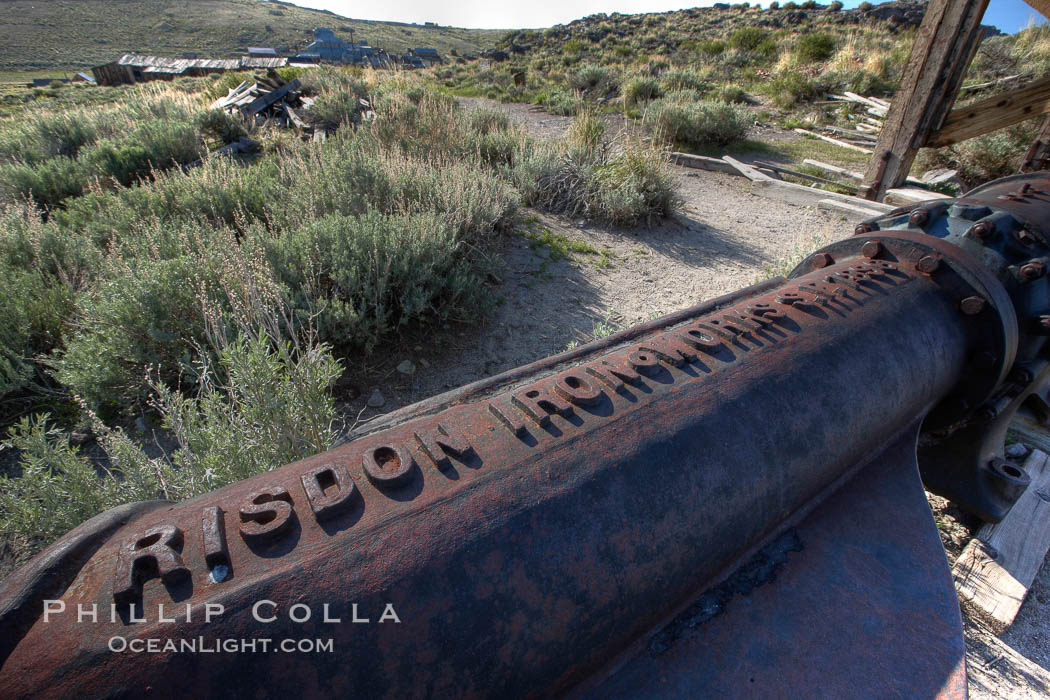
862 0 1050 200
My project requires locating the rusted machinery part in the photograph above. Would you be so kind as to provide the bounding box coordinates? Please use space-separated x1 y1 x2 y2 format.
849 172 1050 521
0 238 991 697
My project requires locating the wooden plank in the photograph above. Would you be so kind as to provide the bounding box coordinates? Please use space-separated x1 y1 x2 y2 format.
668 152 743 176
748 177 895 213
953 449 1050 635
284 104 307 130
1010 414 1050 455
752 160 860 192
928 75 1050 147
794 128 873 154
722 155 776 181
241 78 301 116
803 159 866 181
817 198 887 220
825 125 878 141
883 187 953 206
861 0 989 200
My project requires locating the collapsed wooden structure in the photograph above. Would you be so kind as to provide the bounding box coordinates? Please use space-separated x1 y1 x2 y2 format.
862 0 1050 200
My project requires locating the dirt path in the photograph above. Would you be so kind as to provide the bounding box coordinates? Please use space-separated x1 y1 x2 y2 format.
338 98 1050 697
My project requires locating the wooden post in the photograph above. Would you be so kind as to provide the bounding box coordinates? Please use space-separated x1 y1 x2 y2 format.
1023 0 1050 20
861 0 988 200
1020 114 1050 172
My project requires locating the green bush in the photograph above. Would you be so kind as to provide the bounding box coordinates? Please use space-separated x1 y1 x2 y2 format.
544 89 586 115
0 333 340 555
624 76 664 105
660 69 713 93
794 33 836 63
698 39 728 56
643 99 750 147
512 135 678 227
764 71 822 108
266 212 493 352
0 157 85 209
567 65 620 95
729 27 772 53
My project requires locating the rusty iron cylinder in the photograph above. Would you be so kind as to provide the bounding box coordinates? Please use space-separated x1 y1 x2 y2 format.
9 173 1050 698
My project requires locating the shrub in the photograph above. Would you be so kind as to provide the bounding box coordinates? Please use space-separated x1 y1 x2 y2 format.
716 84 749 104
568 65 620 95
53 253 216 407
643 99 750 147
795 33 836 63
764 70 821 108
660 69 713 93
624 76 664 105
0 157 85 209
544 89 586 115
728 27 771 52
512 137 678 226
567 110 606 150
265 212 494 352
697 40 727 56
0 333 340 555
563 39 585 54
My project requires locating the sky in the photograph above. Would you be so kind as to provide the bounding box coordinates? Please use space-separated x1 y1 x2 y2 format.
283 0 1047 33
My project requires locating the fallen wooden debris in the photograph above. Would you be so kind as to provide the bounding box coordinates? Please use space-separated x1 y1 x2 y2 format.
817 198 887 220
242 78 301 116
752 159 859 193
802 159 865 181
953 449 1050 635
722 155 776 181
669 152 744 175
824 125 878 141
802 159 928 189
794 128 874 154
959 73 1025 94
883 187 952 206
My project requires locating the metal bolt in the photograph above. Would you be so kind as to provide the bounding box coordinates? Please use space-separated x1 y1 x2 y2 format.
811 252 832 269
1020 261 1046 280
915 255 940 274
1009 366 1034 384
854 223 874 236
908 209 928 227
968 220 995 240
960 296 986 315
861 240 882 259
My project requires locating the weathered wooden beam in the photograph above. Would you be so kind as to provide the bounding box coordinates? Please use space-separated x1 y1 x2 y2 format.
794 128 873 154
861 0 988 200
241 78 301 116
669 152 743 176
953 449 1050 635
928 75 1050 147
1020 114 1050 172
1023 0 1050 21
